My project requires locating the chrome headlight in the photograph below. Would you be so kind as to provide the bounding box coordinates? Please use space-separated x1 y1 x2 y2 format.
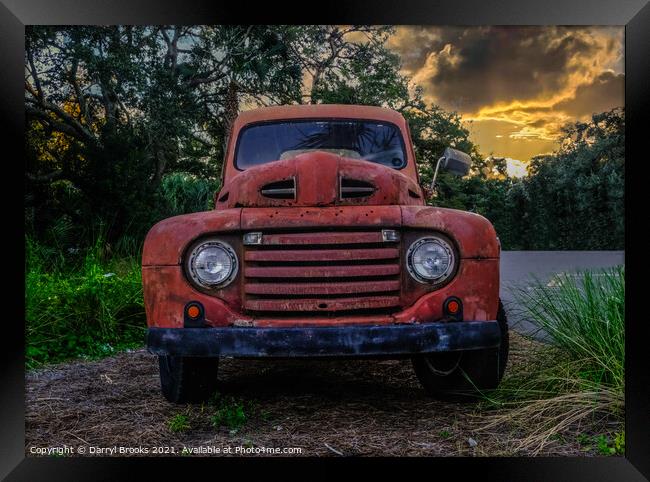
406 236 455 284
186 240 238 288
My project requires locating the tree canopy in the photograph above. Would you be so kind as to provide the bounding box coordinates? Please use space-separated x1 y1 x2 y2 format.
25 25 624 250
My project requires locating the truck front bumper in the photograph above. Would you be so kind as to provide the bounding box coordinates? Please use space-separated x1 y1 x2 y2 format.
146 321 501 358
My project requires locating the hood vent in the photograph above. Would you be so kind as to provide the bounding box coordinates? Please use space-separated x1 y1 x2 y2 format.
260 177 296 200
340 178 376 199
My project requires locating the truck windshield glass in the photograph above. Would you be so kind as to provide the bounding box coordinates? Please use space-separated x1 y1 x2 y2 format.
235 120 407 170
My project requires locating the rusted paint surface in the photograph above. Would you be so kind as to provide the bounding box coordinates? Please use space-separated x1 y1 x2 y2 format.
241 206 402 231
142 210 240 266
142 266 243 328
393 258 500 324
216 153 423 209
295 152 339 206
401 206 500 259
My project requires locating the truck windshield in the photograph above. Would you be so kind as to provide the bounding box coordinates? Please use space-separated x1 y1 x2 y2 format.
235 119 407 170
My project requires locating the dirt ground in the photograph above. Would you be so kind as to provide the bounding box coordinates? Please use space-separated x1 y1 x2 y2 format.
25 333 596 457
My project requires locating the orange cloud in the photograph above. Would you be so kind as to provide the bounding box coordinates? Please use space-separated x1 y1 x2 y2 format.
388 26 624 164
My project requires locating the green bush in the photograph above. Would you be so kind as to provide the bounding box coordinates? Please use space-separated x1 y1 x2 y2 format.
25 235 145 368
158 172 220 217
24 172 221 368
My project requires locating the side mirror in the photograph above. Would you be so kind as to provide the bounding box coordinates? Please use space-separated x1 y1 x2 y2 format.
429 147 472 197
441 147 471 177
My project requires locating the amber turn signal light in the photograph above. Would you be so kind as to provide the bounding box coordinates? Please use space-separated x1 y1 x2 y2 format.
187 305 201 319
443 296 463 320
184 301 205 327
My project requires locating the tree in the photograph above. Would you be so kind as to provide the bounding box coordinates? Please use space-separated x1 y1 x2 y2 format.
517 108 624 249
25 26 166 239
188 26 303 142
288 26 409 108
24 26 306 240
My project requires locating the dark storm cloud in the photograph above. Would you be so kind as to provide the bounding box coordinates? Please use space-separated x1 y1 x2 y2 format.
555 71 624 117
391 26 623 112
395 26 608 112
387 26 624 163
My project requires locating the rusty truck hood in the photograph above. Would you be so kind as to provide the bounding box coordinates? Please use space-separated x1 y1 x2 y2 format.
215 151 424 209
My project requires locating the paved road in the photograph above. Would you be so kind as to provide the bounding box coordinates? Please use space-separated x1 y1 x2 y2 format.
499 251 624 339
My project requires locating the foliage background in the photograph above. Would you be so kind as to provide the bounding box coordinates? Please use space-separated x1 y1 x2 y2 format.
24 25 625 251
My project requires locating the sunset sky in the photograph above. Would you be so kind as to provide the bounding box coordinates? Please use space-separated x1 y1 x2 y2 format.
387 26 625 176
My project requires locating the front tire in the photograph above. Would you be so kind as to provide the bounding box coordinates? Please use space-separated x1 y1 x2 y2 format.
412 300 509 400
158 355 219 403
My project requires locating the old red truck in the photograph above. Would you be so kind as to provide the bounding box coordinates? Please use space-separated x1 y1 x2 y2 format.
143 104 508 403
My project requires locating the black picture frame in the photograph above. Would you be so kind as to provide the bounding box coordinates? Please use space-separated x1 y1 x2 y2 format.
3 0 648 479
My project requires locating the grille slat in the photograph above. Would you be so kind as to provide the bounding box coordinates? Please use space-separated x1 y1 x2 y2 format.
245 247 398 262
245 280 400 296
244 230 402 315
262 231 383 245
244 296 400 312
245 264 399 278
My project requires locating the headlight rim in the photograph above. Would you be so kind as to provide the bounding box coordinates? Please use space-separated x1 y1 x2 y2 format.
406 235 457 285
185 238 239 289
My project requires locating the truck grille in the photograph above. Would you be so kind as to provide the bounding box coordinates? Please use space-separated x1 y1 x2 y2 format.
243 230 401 315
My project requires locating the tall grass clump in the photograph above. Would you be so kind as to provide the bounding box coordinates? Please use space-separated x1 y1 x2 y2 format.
159 172 220 217
477 266 625 455
518 266 624 389
25 233 146 368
